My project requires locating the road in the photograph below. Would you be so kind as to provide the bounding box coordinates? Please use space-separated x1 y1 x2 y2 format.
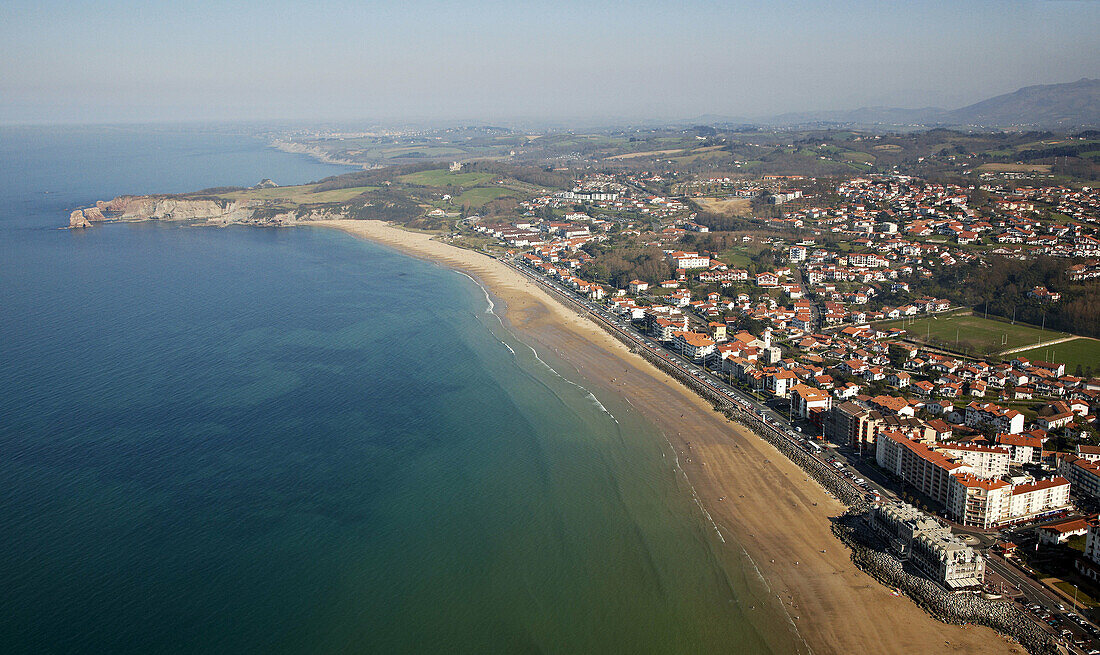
500 255 883 502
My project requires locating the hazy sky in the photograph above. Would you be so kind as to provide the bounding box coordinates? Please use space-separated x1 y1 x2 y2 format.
3 0 1099 124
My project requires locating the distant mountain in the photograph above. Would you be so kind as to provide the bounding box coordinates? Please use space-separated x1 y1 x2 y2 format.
762 106 945 127
944 77 1100 128
745 78 1100 130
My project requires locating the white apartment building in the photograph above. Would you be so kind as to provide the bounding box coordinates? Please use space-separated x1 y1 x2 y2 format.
666 251 711 270
936 443 1011 479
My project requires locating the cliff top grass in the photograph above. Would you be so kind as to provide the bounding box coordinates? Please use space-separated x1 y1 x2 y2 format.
397 169 497 187
217 184 380 204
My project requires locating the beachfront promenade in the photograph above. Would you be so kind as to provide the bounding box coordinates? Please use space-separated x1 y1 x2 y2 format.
499 254 877 503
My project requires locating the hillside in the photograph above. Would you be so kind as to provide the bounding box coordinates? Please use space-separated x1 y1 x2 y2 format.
755 78 1100 130
946 77 1100 128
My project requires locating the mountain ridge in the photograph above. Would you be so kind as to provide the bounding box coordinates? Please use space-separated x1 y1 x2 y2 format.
691 78 1100 130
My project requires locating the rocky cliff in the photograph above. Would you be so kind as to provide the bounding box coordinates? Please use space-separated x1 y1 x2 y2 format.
97 196 255 222
67 195 349 228
68 206 106 228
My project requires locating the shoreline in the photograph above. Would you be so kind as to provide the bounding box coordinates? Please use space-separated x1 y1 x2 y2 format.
310 219 1020 654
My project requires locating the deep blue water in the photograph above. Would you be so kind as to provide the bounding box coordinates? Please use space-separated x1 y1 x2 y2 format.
0 125 794 653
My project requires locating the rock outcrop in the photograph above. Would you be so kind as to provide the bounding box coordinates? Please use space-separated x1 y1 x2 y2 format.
68 206 107 228
69 209 92 229
68 194 351 228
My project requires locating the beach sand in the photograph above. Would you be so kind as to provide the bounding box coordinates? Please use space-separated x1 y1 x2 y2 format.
312 219 1021 655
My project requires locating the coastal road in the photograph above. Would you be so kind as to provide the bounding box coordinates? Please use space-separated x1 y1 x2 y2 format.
984 552 1100 652
499 256 876 503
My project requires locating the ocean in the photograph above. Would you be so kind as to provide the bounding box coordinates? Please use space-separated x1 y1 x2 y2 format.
0 124 796 653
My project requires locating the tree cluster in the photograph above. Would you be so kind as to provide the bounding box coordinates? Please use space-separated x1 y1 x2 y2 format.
578 247 673 288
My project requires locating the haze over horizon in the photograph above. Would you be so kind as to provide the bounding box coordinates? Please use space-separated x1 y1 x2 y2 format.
3 0 1099 125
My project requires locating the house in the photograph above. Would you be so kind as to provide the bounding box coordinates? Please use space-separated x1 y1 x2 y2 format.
629 280 649 294
869 395 915 417
1037 411 1074 431
756 272 779 287
765 369 799 398
886 371 911 388
927 419 953 441
1077 444 1100 462
926 400 954 416
1028 286 1061 303
791 384 832 419
649 317 679 341
1038 516 1092 546
965 402 1025 434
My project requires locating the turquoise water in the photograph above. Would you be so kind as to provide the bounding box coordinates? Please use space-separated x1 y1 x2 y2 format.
0 126 794 653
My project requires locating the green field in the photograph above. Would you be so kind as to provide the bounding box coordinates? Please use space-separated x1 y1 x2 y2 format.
1010 338 1100 373
877 313 1069 356
717 243 767 269
398 169 496 187
219 184 378 204
454 187 516 207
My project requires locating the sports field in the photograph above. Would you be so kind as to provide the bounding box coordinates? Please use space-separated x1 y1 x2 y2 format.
877 312 1068 355
1009 338 1100 373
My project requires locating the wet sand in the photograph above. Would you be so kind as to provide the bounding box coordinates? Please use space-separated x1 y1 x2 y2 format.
312 219 1020 655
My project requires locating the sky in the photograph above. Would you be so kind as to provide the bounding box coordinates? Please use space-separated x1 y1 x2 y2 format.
2 0 1099 125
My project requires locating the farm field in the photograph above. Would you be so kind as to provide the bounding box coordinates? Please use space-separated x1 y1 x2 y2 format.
1009 338 1100 374
976 163 1052 173
398 169 497 187
673 150 728 164
606 148 684 160
876 312 1069 355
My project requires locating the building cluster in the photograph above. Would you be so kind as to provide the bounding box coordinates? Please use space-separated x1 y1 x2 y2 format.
799 177 1100 258
875 429 1070 528
872 501 985 589
517 173 689 220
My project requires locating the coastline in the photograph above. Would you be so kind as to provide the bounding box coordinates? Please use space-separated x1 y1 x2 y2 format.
310 219 1020 655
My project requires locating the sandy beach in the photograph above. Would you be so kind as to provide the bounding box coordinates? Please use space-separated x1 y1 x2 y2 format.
312 219 1021 655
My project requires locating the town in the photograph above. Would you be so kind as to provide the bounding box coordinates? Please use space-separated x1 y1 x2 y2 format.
456 163 1100 652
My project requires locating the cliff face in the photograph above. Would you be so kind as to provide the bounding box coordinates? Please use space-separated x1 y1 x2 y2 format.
99 196 254 222
68 195 350 228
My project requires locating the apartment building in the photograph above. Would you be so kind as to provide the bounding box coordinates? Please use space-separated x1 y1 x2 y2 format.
871 502 985 590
